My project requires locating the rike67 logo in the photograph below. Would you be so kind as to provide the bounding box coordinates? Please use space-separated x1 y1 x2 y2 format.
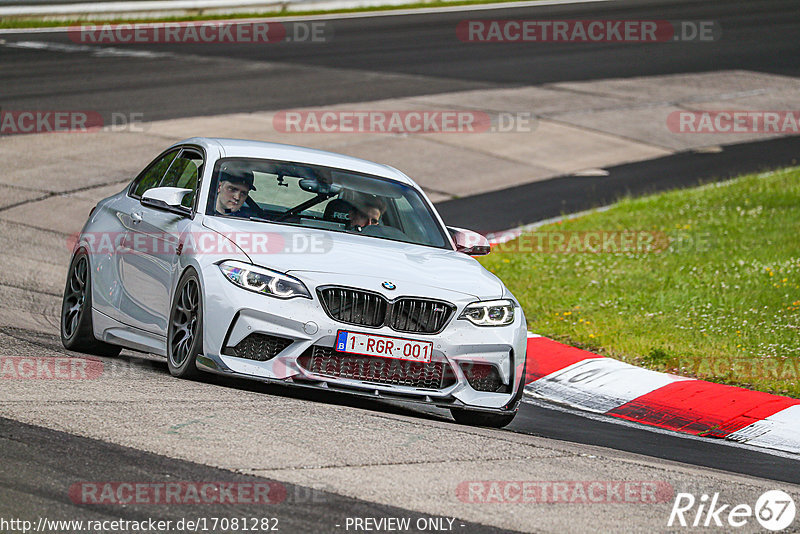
668 490 796 531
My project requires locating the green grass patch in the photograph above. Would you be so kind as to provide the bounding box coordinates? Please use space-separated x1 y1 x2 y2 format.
480 167 800 398
0 0 538 29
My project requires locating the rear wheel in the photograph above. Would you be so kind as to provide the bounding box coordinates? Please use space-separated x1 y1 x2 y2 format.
450 409 516 428
167 269 203 379
60 250 121 356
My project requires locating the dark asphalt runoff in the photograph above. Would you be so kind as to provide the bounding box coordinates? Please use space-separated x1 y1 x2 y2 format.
437 135 800 232
0 0 798 517
0 416 516 534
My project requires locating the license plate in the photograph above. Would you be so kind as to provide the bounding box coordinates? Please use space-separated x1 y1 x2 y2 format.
335 331 433 363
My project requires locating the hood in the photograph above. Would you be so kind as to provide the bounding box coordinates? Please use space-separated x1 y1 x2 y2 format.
201 216 504 300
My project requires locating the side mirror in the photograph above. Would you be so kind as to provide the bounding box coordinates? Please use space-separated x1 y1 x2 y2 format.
141 187 192 215
448 226 491 256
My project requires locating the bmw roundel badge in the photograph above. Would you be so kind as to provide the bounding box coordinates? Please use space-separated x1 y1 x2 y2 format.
382 281 396 290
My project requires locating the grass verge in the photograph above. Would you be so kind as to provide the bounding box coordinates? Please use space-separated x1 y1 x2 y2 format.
479 167 800 398
0 0 536 29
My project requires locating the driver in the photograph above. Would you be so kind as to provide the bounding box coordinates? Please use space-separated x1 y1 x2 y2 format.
347 195 386 230
215 170 257 217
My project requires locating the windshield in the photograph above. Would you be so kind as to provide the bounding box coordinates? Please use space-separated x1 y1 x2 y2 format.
205 157 450 249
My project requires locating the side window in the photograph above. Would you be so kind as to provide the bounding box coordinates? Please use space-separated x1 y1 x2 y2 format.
131 150 179 198
160 149 204 208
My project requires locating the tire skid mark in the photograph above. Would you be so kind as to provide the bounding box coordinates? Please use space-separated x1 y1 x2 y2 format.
0 178 128 214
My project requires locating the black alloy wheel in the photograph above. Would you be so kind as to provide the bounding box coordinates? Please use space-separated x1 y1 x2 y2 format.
167 270 203 378
60 250 121 356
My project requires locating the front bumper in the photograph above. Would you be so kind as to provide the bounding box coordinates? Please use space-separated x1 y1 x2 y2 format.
199 269 528 413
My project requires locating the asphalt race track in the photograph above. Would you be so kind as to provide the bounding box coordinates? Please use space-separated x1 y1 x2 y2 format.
1 0 800 531
0 416 512 534
2 0 800 121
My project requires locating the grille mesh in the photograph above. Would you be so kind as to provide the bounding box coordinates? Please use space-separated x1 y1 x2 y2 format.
318 287 454 334
298 346 456 390
223 333 293 362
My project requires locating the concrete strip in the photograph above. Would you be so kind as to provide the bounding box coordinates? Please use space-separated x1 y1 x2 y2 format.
0 253 67 304
0 286 62 334
0 185 48 210
548 103 785 152
549 70 800 103
0 131 170 193
688 88 800 111
0 182 127 234
333 135 556 197
3 70 796 203
417 119 670 174
544 71 800 151
409 86 636 115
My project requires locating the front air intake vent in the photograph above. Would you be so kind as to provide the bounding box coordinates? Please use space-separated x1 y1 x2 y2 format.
459 362 508 392
223 333 293 361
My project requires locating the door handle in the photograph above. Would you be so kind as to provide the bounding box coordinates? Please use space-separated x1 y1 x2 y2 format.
131 212 143 224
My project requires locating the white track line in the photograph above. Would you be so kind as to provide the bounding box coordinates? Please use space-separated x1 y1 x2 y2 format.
0 0 614 34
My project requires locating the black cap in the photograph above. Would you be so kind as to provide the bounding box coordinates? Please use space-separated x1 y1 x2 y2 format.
219 170 256 191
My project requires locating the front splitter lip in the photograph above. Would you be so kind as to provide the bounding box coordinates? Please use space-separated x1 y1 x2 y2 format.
195 353 519 415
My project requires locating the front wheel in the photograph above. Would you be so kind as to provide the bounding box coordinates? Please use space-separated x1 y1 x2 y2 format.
450 409 516 428
61 250 121 356
167 269 203 379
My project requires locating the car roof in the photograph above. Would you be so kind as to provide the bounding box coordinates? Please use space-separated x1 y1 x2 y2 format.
173 137 416 186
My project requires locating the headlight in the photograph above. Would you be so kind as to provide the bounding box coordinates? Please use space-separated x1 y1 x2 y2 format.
218 260 311 299
459 299 515 326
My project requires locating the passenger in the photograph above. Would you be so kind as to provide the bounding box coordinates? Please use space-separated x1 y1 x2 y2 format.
214 170 257 217
347 195 386 230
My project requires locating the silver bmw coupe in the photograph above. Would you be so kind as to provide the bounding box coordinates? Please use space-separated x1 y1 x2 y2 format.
61 138 527 427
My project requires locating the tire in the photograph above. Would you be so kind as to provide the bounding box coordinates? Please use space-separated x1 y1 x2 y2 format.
450 409 517 428
60 250 122 357
167 269 203 379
